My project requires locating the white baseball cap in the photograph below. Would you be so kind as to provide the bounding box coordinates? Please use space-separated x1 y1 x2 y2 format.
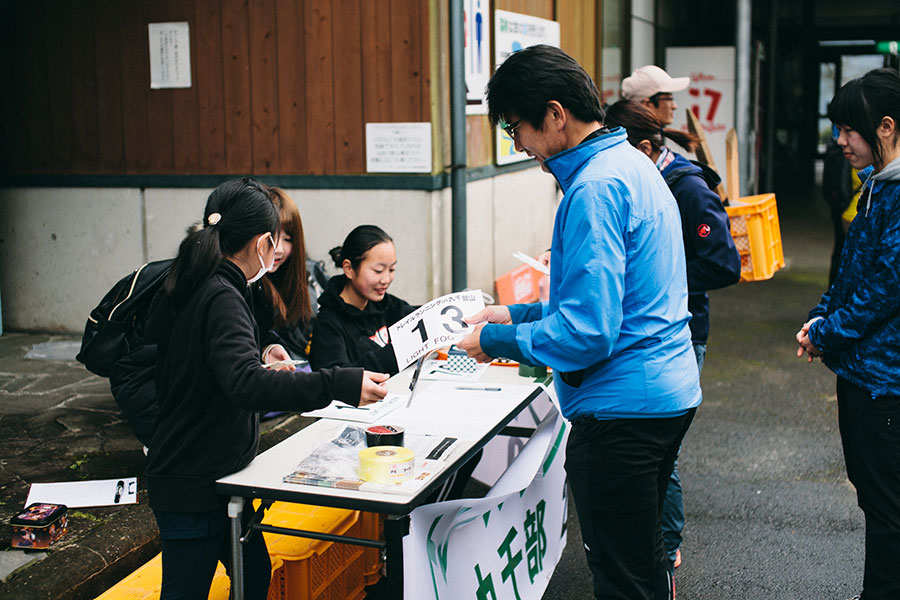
621 65 690 101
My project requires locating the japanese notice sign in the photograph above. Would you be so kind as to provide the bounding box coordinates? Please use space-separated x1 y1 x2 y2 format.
148 22 191 89
365 122 432 173
389 290 485 371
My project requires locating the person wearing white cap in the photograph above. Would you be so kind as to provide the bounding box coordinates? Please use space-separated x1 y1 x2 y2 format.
621 65 690 126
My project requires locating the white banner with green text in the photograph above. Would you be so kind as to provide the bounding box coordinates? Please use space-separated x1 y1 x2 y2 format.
403 408 569 599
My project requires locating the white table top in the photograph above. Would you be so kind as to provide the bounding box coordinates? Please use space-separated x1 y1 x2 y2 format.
215 364 548 514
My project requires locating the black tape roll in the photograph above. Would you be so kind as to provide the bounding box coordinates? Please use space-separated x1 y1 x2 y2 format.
365 425 404 447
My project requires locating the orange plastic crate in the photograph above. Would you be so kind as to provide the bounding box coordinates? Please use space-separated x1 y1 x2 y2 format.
358 511 385 585
726 193 785 282
262 502 367 600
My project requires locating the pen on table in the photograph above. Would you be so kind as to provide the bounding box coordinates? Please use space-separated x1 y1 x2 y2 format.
455 386 501 391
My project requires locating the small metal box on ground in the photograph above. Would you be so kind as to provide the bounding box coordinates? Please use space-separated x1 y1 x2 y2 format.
10 503 68 549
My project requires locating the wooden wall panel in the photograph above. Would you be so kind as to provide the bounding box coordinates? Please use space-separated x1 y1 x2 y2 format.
144 2 180 173
249 0 279 174
68 1 101 172
361 0 393 124
195 0 226 174
0 0 436 177
496 0 555 21
222 0 253 173
119 1 152 173
1 2 32 173
274 0 307 174
332 0 365 173
46 2 78 170
169 0 200 174
390 0 423 121
94 0 125 174
303 0 336 174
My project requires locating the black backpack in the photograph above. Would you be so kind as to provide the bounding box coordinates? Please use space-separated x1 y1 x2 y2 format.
76 260 172 378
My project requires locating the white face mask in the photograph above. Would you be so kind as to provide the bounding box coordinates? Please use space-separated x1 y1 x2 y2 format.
247 234 276 284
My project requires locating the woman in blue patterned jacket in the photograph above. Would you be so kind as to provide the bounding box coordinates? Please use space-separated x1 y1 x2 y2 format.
797 67 900 600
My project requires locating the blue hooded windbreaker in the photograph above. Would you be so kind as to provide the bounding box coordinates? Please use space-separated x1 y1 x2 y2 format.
481 129 702 420
808 155 900 396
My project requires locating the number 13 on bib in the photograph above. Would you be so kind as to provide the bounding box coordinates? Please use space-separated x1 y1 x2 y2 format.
389 290 486 370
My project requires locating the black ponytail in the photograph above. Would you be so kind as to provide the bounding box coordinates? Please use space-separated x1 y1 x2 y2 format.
164 178 279 309
330 225 393 270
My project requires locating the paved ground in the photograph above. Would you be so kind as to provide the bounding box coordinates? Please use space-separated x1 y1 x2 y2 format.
0 182 865 599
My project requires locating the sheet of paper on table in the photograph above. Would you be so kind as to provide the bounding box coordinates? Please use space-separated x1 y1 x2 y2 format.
301 394 404 423
283 428 461 495
390 381 535 439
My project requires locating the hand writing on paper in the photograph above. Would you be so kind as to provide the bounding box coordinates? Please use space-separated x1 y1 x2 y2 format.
795 317 824 363
360 371 390 406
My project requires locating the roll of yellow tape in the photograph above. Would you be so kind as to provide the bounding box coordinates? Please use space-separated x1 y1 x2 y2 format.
359 446 415 484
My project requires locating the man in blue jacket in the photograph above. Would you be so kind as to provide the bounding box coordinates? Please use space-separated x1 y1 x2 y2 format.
458 45 701 600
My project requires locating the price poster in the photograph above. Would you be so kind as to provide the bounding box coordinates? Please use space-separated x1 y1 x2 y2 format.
390 291 485 370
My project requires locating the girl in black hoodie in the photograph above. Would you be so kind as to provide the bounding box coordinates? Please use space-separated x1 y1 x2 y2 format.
309 225 416 375
146 179 388 599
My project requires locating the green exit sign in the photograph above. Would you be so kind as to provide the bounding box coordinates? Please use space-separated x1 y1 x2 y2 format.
876 41 899 54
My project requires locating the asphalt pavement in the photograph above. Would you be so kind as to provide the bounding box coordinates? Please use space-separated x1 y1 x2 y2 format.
0 182 865 599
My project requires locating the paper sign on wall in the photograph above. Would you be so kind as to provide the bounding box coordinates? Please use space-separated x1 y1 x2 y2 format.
366 122 432 173
148 22 192 89
465 0 491 114
389 290 485 370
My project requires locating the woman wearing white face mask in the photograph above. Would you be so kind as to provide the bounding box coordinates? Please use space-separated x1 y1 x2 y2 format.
144 178 390 600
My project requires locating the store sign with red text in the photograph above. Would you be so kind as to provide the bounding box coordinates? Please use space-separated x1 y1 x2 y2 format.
666 46 736 174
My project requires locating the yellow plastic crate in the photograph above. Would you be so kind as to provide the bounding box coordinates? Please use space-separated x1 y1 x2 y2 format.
358 511 385 585
261 502 367 600
93 553 283 600
726 193 785 282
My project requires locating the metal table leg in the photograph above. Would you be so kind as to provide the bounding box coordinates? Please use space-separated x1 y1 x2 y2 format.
384 514 410 599
228 496 244 600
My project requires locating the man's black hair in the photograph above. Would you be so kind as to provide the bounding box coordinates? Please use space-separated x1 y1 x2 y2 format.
486 45 605 130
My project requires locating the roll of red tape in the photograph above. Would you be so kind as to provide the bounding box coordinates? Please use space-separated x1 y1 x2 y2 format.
365 424 404 447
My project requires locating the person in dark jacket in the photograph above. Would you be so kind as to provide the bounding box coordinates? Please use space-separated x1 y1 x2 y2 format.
309 225 416 375
145 179 389 600
108 188 316 446
797 68 900 600
605 99 742 572
253 186 317 361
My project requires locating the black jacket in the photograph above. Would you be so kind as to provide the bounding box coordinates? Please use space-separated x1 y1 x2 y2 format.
309 275 415 376
145 260 362 512
250 281 313 359
662 152 742 343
